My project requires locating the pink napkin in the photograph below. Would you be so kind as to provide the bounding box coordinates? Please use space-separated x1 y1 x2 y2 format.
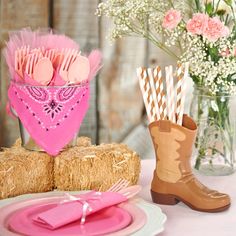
33 191 127 230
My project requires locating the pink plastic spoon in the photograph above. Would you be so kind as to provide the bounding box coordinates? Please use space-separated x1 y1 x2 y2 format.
68 55 90 84
33 57 53 85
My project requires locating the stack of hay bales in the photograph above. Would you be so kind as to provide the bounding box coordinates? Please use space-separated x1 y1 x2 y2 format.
0 137 141 199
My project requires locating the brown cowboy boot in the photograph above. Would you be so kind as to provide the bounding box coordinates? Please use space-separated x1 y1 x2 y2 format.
149 114 231 212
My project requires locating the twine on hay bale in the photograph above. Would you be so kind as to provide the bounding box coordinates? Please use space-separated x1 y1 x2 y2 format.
54 143 141 192
0 139 54 199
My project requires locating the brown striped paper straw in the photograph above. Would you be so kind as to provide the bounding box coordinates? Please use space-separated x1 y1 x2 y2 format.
137 67 156 122
148 68 161 120
154 66 167 120
177 62 189 126
142 68 157 121
176 64 184 125
165 66 176 123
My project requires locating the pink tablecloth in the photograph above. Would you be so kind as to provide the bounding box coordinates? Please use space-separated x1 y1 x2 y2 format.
138 159 236 236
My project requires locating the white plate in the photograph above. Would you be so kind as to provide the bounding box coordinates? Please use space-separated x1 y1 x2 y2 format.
133 199 167 236
0 191 166 236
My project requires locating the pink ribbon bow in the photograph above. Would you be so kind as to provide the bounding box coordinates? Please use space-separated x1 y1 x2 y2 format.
61 192 102 224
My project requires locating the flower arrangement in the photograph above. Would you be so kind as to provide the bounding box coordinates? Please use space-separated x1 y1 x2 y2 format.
97 0 236 174
96 0 236 94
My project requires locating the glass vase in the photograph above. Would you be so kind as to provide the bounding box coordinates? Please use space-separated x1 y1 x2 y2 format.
190 86 236 176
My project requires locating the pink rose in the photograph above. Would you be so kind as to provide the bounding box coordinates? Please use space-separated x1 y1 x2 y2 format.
186 13 209 35
204 17 230 42
162 9 182 30
221 26 230 37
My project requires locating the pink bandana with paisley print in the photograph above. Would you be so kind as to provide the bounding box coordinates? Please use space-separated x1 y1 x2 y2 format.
8 78 89 156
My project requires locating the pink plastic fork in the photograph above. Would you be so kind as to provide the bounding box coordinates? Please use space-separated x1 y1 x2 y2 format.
106 180 141 199
107 179 130 192
25 54 34 77
15 46 30 79
59 49 78 82
53 52 64 68
45 49 56 62
25 51 42 78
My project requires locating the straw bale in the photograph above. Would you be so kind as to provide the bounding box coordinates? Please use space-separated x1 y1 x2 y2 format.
0 144 53 199
54 143 141 191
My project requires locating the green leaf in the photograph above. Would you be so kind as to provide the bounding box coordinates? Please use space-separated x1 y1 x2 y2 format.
231 25 236 40
205 3 214 15
195 0 203 12
191 74 201 85
208 47 219 62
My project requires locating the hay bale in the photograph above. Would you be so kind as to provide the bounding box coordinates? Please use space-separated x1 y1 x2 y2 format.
0 136 91 199
0 145 53 199
0 136 140 198
54 143 141 191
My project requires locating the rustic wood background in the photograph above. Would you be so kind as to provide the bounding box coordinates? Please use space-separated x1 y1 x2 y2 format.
0 0 177 154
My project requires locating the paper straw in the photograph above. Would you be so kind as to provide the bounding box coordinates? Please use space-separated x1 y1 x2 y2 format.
154 66 167 120
177 62 189 126
165 66 176 123
137 67 152 121
137 67 155 122
176 64 184 125
143 68 157 121
148 68 160 120
169 66 176 123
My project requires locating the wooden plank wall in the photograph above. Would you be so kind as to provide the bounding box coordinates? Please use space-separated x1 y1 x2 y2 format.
0 0 49 146
0 0 171 147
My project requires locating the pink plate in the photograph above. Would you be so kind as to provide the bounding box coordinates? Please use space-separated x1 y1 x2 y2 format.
0 193 147 236
106 201 147 236
8 203 131 236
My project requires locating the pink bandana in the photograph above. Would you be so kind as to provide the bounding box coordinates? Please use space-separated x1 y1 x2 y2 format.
8 81 90 156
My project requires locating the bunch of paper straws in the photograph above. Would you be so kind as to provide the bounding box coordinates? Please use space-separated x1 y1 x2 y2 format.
137 63 189 126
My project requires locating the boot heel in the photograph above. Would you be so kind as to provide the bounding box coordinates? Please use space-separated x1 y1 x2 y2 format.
151 190 180 205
